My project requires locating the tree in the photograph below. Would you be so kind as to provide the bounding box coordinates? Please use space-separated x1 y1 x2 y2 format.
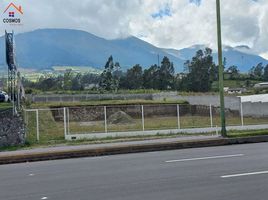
184 48 215 92
121 64 143 89
249 63 264 80
113 62 122 92
81 73 100 85
227 65 240 80
158 56 175 90
71 73 83 90
254 63 264 79
264 64 268 81
99 56 120 91
63 69 74 90
143 64 159 89
36 76 60 91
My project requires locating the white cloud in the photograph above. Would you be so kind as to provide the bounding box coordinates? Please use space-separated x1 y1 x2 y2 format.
0 0 267 57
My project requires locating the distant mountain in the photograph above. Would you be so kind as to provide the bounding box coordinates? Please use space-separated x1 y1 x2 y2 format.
0 28 267 72
0 29 184 71
163 45 268 72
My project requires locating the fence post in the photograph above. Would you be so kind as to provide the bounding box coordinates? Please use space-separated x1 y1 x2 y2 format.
36 109 40 142
210 104 213 128
177 104 180 129
240 101 244 126
67 107 70 135
141 105 145 131
104 106 108 133
24 109 28 139
63 107 67 138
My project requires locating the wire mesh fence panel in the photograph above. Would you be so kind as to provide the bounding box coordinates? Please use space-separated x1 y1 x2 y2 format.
225 101 242 126
143 104 178 130
243 115 268 125
179 105 211 128
24 110 37 143
67 106 105 134
210 106 221 127
106 105 142 132
23 103 268 143
208 106 242 127
38 108 65 142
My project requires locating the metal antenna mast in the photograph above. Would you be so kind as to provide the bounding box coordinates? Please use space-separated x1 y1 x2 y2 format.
5 30 18 115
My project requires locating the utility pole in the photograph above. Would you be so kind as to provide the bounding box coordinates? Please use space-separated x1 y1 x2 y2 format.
216 0 227 137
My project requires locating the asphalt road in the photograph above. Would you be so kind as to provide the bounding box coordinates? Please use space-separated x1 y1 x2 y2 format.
1 143 268 200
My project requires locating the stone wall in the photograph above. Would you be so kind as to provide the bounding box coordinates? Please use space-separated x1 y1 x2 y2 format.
0 109 25 147
51 104 239 122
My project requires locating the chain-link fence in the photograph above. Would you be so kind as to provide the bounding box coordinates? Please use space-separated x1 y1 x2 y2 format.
24 103 268 143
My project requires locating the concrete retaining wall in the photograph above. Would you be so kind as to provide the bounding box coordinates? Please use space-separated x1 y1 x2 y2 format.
242 102 268 117
27 93 153 103
0 109 25 147
27 92 241 111
28 92 268 117
153 93 241 111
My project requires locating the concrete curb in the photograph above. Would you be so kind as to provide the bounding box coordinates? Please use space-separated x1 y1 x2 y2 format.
1 135 268 165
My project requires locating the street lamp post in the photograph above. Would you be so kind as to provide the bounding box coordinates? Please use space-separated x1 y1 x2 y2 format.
216 0 227 137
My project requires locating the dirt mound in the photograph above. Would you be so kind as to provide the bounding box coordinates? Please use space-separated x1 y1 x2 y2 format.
107 111 134 124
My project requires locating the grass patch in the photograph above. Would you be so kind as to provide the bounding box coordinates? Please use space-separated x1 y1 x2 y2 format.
29 99 188 109
21 128 268 150
12 131 215 151
24 109 65 143
0 102 12 111
0 143 31 152
3 127 268 152
227 129 268 138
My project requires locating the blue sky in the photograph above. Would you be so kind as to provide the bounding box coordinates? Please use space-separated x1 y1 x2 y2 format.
152 4 172 19
189 0 201 6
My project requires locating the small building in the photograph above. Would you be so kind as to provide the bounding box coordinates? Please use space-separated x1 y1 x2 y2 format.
224 87 229 92
254 82 268 90
84 83 99 90
227 88 246 94
239 94 268 103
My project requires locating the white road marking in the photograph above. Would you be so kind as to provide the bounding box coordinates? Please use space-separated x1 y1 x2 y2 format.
28 173 35 176
41 197 48 200
165 154 244 163
221 171 268 178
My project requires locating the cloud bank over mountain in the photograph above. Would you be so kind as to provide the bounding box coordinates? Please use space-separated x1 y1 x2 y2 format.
0 29 267 72
0 0 267 58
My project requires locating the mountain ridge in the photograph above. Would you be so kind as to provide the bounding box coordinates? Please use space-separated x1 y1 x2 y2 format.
0 28 267 72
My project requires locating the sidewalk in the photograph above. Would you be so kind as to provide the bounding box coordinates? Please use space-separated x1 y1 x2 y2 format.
1 134 268 165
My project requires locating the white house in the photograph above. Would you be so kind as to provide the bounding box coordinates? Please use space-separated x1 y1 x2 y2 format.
254 82 268 89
